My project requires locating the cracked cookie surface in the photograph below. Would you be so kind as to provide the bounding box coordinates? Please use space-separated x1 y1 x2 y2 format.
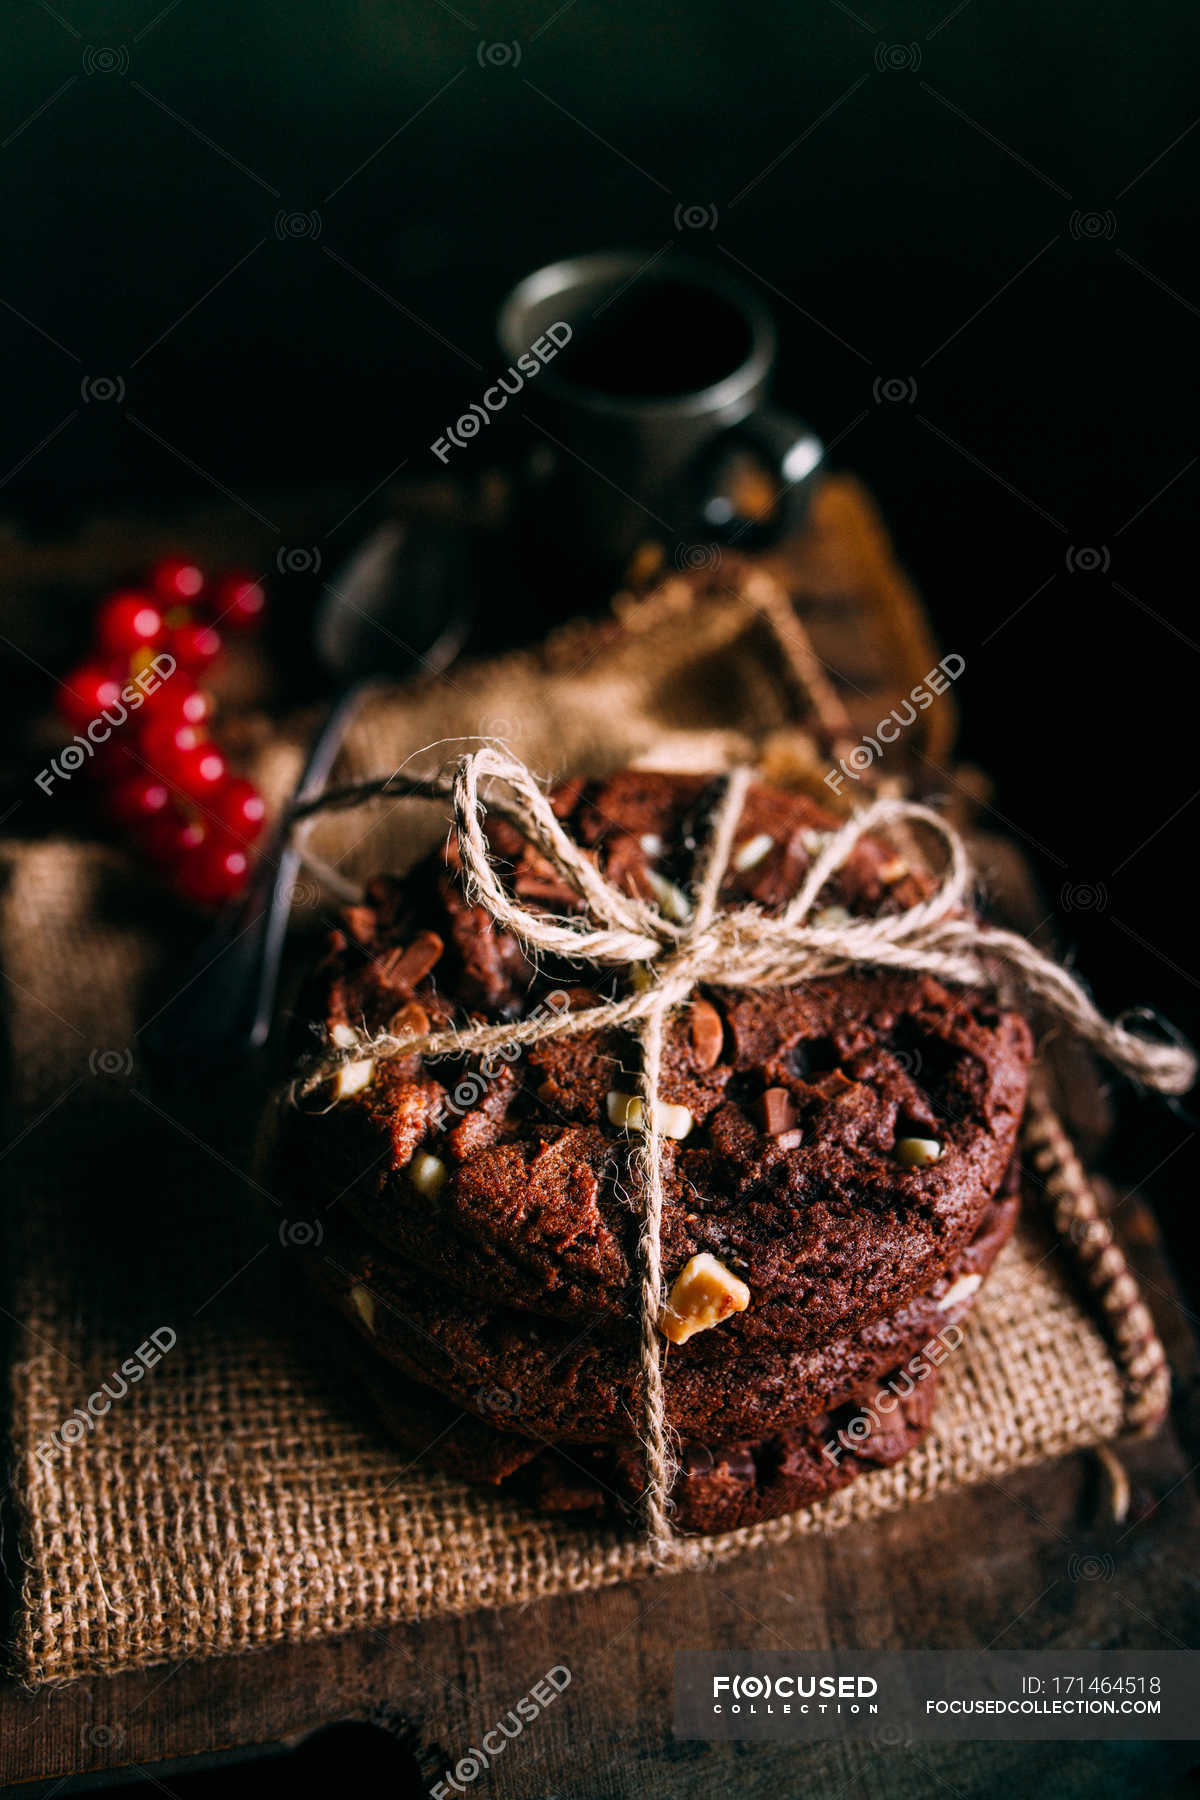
286 769 1032 1354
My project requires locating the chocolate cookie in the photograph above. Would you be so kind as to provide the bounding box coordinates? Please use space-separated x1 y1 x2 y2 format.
306 1183 1015 1444
547 1364 940 1535
356 1346 939 1536
285 769 1032 1356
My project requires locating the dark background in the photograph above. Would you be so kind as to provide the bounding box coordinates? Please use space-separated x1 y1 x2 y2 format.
3 0 1198 1232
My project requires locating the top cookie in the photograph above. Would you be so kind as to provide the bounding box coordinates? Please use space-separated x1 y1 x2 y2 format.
285 769 1032 1353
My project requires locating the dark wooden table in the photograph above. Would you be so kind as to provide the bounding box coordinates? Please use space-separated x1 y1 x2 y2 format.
2 493 1197 1798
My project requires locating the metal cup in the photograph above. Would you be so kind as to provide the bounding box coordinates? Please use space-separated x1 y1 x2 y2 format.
497 249 822 587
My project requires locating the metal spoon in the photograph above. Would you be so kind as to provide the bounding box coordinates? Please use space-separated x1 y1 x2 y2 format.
141 518 473 1066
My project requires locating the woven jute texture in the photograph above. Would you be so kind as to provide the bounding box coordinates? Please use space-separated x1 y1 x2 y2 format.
1 480 1165 1683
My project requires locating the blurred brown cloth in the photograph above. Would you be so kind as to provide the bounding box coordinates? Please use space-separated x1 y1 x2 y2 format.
1 478 1157 1683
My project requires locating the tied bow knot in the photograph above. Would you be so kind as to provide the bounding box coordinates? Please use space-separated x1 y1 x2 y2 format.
288 746 1196 1560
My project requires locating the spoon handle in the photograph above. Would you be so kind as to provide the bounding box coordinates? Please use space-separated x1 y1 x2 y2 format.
141 678 373 1066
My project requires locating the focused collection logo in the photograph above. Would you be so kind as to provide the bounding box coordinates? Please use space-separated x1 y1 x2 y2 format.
712 1672 879 1715
824 653 965 794
431 324 573 464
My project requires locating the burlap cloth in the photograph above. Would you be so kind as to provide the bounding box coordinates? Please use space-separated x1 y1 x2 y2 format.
1 478 1167 1684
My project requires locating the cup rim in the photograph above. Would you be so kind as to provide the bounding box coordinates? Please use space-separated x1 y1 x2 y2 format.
496 249 777 420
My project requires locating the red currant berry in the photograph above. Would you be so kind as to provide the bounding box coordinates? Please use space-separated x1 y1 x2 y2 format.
179 685 211 725
96 591 165 658
211 570 266 631
58 662 123 730
109 773 171 831
167 620 222 671
138 716 205 779
141 677 211 727
214 776 267 842
176 833 249 905
152 557 206 603
173 740 228 801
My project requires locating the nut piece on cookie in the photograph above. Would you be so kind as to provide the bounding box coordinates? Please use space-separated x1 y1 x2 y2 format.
645 869 693 923
378 930 443 990
388 1000 431 1040
606 1090 694 1140
410 1150 448 1196
335 1059 375 1101
938 1271 981 1310
687 997 725 1069
659 1252 751 1345
733 832 774 872
895 1136 942 1167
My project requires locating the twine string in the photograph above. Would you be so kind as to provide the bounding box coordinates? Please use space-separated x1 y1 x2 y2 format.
630 768 753 1559
287 746 1197 1555
290 755 1194 1099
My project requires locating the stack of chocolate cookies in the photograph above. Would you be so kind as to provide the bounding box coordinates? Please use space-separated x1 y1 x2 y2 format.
282 770 1032 1534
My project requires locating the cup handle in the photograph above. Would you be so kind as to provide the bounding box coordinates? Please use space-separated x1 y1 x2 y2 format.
689 409 824 549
